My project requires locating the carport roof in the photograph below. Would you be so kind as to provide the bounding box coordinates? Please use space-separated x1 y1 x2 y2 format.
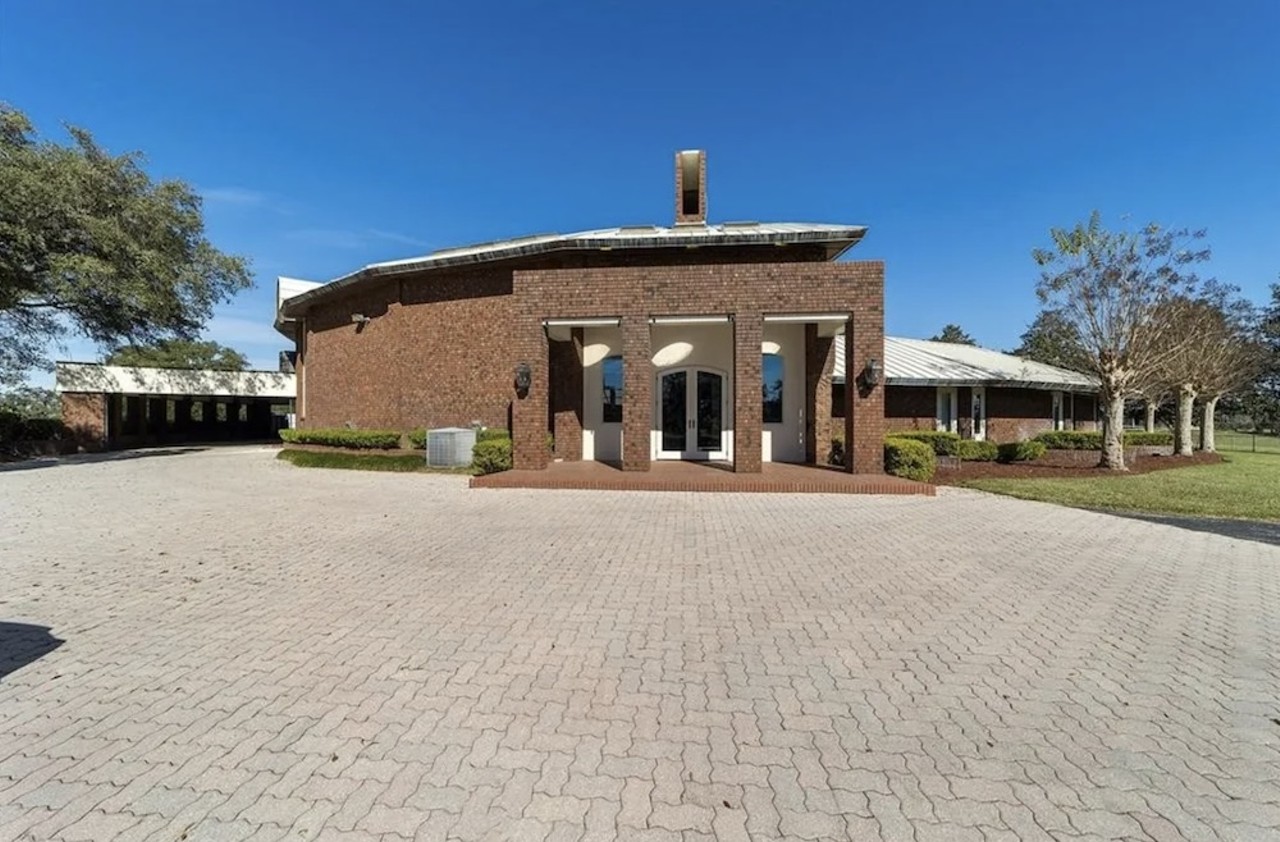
833 336 1098 392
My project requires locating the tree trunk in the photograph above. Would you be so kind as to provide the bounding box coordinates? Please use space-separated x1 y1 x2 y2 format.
1175 386 1196 456
1099 388 1127 471
1144 402 1156 433
1201 395 1219 453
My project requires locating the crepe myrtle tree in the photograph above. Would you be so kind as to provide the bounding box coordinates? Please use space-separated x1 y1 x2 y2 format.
1189 298 1264 453
0 104 251 386
1033 212 1211 470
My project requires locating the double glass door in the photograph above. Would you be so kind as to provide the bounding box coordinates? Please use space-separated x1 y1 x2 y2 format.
657 368 727 460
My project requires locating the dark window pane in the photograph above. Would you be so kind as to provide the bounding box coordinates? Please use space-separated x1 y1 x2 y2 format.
602 356 623 423
697 370 722 451
661 370 686 452
762 354 784 424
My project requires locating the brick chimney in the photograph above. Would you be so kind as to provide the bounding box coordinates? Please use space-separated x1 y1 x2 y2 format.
674 150 707 225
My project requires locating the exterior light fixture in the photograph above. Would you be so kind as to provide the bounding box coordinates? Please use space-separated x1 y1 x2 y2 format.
514 362 532 397
351 313 371 324
862 357 882 387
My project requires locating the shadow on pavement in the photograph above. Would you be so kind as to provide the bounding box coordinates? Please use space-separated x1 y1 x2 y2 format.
1096 510 1280 547
0 622 64 680
0 446 212 473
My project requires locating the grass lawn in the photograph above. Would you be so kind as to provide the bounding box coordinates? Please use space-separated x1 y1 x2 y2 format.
277 449 473 474
961 452 1280 521
1214 429 1280 455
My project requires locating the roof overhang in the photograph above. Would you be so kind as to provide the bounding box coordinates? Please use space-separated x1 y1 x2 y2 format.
56 363 296 399
281 223 868 319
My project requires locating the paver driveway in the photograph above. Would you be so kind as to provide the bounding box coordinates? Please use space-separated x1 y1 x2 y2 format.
1 447 1278 842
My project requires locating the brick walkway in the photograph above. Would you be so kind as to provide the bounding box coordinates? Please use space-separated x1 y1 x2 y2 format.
1 446 1278 841
470 460 931 495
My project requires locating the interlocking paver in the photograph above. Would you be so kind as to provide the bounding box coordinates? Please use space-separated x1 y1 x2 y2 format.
0 446 1277 841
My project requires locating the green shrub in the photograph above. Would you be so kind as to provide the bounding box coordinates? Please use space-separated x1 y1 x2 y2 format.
1033 430 1103 450
279 428 401 449
0 413 65 443
477 427 511 443
1123 431 1174 446
22 418 65 441
884 437 936 482
407 428 427 449
954 439 998 461
829 435 845 467
886 429 961 456
997 440 1048 463
471 438 512 474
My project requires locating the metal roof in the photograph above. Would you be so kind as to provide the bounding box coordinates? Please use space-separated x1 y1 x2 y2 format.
279 221 867 320
56 363 296 399
834 336 1098 392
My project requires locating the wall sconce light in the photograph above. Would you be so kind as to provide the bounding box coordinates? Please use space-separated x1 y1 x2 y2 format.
514 362 532 397
351 313 371 324
862 357 882 387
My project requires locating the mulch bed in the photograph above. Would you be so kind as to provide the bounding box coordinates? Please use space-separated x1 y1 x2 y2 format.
934 451 1224 485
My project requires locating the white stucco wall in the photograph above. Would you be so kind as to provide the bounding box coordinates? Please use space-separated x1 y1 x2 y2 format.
761 323 805 463
579 322 807 464
582 327 623 461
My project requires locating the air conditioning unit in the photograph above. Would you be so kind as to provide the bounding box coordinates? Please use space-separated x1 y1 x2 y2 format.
424 427 476 467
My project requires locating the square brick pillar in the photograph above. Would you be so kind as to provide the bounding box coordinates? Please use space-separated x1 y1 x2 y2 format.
548 328 584 461
512 322 550 471
957 387 973 439
621 315 652 471
804 324 836 465
843 311 886 474
733 311 763 473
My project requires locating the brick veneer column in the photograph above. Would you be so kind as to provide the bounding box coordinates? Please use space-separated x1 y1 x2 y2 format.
621 315 652 471
511 320 550 471
734 312 763 473
804 324 835 465
548 328 584 461
843 306 886 474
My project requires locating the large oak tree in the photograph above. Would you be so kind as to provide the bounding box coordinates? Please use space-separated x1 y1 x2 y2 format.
0 105 251 385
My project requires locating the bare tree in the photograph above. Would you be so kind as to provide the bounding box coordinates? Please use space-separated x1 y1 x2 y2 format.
1034 212 1210 470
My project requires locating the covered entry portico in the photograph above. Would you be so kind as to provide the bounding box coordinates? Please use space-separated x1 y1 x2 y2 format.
511 261 887 474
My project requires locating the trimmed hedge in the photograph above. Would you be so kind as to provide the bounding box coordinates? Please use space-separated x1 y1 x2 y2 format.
0 414 65 443
477 428 512 443
1124 431 1174 446
471 438 512 474
279 428 401 449
1033 430 1102 450
954 439 998 461
997 440 1048 463
1033 430 1175 450
885 429 961 456
884 437 936 482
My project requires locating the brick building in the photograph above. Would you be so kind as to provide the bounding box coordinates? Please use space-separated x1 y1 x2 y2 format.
275 150 1096 473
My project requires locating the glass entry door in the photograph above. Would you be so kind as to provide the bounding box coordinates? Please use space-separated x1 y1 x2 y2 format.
657 367 727 459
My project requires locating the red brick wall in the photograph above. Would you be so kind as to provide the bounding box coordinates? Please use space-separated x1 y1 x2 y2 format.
60 393 106 451
298 245 828 433
508 261 885 474
884 386 936 433
986 387 1054 443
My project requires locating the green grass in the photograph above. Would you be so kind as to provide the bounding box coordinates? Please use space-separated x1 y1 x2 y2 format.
276 449 473 474
961 452 1280 521
1214 429 1280 455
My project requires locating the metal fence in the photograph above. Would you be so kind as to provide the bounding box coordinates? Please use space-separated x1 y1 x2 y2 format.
1215 430 1280 455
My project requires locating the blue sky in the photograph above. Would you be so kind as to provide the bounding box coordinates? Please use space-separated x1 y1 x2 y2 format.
3 1 1278 384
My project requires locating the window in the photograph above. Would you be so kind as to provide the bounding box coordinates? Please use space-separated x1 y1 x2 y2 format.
762 353 784 424
936 388 957 433
602 356 623 423
971 387 986 441
1052 391 1064 431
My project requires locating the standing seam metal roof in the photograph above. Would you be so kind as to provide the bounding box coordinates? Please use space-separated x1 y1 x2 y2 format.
834 336 1097 391
280 221 867 318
